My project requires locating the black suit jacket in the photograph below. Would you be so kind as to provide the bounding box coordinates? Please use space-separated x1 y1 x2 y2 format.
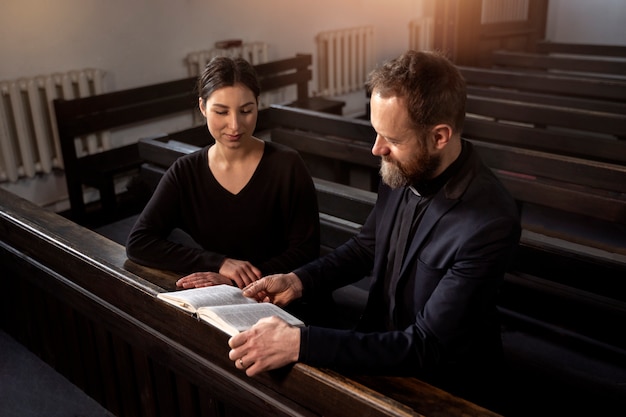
296 141 521 399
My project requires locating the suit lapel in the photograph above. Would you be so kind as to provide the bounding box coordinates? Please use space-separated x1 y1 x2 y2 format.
396 142 480 288
371 188 403 284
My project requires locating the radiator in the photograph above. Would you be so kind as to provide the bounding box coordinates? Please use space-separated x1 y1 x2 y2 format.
409 17 435 51
0 69 106 182
315 25 375 96
186 41 274 109
481 0 529 23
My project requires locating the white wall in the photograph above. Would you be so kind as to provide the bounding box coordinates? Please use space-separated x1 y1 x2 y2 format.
546 0 626 44
1 0 624 209
0 0 426 91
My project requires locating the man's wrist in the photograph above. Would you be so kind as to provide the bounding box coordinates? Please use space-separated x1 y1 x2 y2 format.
288 272 304 299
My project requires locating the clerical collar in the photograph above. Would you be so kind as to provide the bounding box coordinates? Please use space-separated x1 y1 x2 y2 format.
409 140 469 197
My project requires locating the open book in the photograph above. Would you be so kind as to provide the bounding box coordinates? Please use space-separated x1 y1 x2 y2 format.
157 284 304 336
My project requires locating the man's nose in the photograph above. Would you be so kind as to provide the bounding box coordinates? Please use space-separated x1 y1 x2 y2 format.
371 135 388 156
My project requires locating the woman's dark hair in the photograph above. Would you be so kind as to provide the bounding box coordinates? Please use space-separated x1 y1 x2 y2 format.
365 50 466 134
197 56 261 103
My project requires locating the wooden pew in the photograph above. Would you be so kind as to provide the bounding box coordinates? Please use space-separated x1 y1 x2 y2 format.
264 105 626 219
132 131 626 417
133 106 626 308
466 94 626 139
535 40 626 58
53 54 343 226
421 67 626 162
463 114 626 165
265 114 626 281
458 67 626 163
465 85 626 117
490 50 626 79
53 76 197 226
0 187 505 417
258 104 626 282
254 54 345 115
458 65 626 102
268 116 626 227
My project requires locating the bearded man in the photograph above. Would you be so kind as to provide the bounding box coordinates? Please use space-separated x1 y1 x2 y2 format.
227 50 521 412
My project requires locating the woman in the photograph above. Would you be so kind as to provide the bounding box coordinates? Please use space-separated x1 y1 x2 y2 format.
126 57 320 289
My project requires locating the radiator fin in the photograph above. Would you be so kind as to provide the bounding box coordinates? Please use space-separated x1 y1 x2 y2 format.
315 26 375 96
0 69 106 182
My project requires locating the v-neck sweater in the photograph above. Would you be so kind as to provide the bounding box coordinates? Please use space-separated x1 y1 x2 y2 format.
126 141 320 275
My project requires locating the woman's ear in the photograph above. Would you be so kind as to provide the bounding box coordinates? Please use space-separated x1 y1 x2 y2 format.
198 97 207 117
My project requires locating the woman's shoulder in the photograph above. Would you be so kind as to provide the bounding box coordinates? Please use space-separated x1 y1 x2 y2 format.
261 141 310 177
264 140 299 156
263 141 303 164
171 145 209 168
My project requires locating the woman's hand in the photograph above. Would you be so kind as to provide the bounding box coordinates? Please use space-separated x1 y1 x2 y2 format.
176 272 232 288
219 258 262 288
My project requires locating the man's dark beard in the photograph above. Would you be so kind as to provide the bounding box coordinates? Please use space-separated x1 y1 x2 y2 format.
380 151 441 189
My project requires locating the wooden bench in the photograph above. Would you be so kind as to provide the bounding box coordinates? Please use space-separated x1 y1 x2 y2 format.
53 76 197 226
132 128 626 417
490 50 626 79
458 65 626 103
463 113 626 165
264 105 626 221
425 67 626 166
53 54 344 226
465 85 626 118
535 40 626 58
1 185 509 417
255 54 345 116
264 109 626 310
465 94 626 139
257 105 626 289
134 105 626 302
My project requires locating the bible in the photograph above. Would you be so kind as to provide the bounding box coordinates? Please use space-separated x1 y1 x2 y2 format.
156 284 304 336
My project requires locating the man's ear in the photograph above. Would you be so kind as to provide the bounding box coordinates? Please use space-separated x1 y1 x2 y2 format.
431 124 453 150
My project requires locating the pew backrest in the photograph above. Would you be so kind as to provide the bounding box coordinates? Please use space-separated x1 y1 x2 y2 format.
54 76 199 224
466 85 626 116
463 115 626 166
458 66 626 102
53 55 343 224
535 41 626 58
263 106 626 229
491 50 626 79
465 94 626 138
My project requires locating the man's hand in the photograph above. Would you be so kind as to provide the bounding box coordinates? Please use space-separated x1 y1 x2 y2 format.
228 316 301 376
219 258 262 288
242 273 303 307
176 272 232 288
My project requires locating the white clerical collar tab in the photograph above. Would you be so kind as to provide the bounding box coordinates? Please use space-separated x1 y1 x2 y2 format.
408 186 421 197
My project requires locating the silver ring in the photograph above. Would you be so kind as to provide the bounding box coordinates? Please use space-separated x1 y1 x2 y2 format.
239 358 244 367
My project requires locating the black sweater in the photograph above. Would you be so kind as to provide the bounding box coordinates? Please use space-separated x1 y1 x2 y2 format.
126 141 320 275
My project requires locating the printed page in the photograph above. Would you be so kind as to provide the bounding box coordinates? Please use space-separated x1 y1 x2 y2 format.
197 303 305 336
157 284 256 314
